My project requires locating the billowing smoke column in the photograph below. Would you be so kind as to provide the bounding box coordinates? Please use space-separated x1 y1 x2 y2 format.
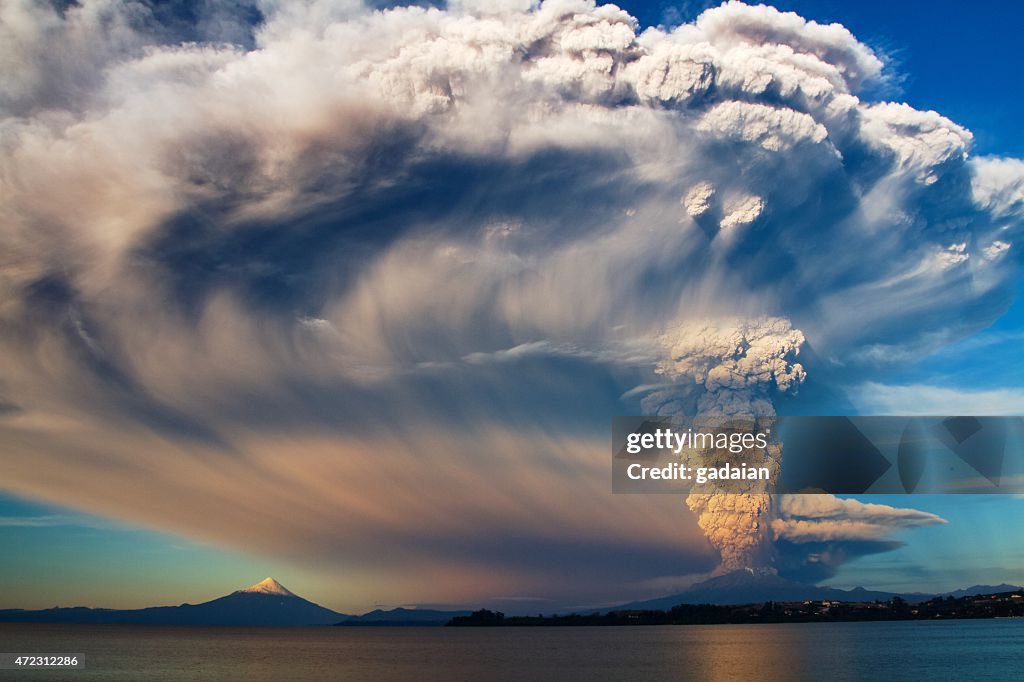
643 318 805 573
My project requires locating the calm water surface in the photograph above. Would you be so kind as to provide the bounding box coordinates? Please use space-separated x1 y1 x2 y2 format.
1 620 1021 681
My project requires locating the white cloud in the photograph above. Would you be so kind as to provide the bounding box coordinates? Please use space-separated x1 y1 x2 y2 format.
850 383 1024 416
984 240 1011 261
682 182 716 218
719 194 764 230
774 495 946 543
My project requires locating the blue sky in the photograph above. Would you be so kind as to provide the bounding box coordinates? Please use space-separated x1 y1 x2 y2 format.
828 494 1024 593
2 0 1024 614
0 494 275 610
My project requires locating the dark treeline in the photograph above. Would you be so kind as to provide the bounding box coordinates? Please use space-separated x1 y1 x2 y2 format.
448 591 1024 627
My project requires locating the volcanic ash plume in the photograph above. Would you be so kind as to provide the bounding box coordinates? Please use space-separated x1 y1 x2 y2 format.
0 0 1009 594
643 317 805 574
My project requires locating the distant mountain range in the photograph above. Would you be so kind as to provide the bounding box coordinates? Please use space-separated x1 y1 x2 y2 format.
336 607 472 626
612 569 1021 610
2 574 1021 626
0 577 470 627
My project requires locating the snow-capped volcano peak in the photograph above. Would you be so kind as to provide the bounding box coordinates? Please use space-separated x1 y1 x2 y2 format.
240 577 296 597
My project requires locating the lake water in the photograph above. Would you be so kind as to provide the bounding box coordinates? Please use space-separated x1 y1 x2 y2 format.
1 620 1021 680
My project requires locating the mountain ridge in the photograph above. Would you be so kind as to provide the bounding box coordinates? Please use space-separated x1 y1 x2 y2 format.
609 570 1022 611
336 607 473 626
3 574 1021 626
